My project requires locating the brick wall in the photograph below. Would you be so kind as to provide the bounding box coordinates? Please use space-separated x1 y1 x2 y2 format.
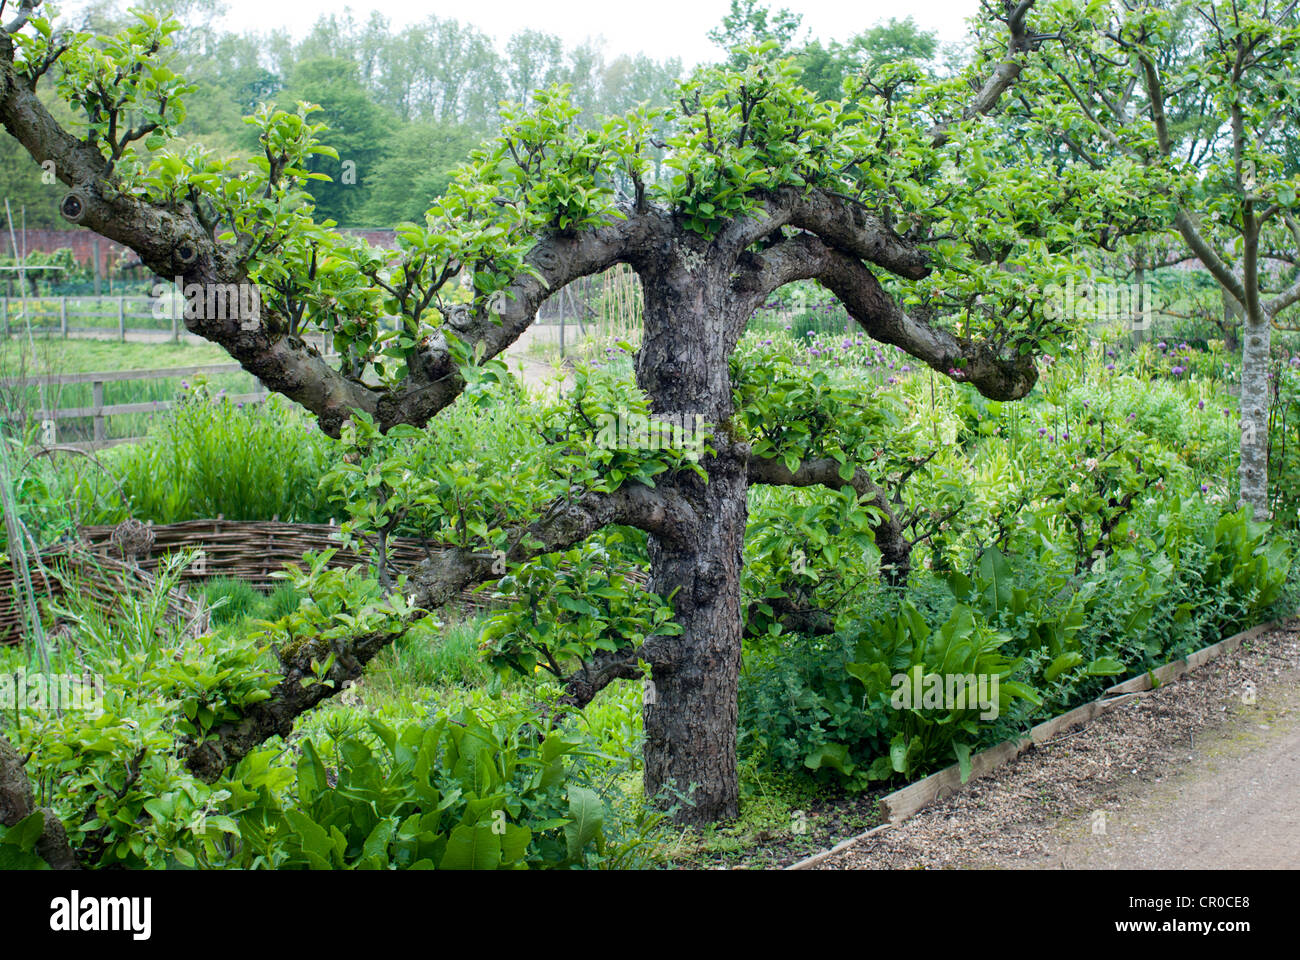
8 228 128 275
11 227 399 274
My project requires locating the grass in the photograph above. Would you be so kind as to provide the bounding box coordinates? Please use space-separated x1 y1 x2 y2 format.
83 393 340 524
199 578 307 629
1 337 232 373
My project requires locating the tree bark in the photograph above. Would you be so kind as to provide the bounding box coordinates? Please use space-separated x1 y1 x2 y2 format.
1239 319 1271 518
633 248 746 823
0 733 79 870
1221 289 1241 352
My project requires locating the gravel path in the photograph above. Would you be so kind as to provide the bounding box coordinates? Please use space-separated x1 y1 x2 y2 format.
817 620 1300 870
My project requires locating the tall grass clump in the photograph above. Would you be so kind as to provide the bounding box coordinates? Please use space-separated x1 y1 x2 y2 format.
91 387 341 524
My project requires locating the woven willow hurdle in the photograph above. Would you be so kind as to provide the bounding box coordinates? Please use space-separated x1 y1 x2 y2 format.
2 519 650 645
0 543 208 644
75 519 452 589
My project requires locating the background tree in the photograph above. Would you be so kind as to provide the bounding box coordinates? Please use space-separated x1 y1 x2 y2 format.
708 0 804 66
268 56 395 225
358 120 482 226
1008 0 1300 517
797 18 941 102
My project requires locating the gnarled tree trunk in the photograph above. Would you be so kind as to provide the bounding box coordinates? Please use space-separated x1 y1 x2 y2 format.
634 248 747 822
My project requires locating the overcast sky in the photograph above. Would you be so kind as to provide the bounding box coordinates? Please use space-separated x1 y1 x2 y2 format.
207 0 986 64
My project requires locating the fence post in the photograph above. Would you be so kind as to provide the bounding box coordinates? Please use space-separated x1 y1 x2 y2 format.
171 307 179 343
1 297 7 338
60 296 68 338
92 379 106 446
118 296 126 341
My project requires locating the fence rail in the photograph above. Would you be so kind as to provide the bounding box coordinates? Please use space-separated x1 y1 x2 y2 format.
1 294 178 341
1 518 652 644
1 362 264 448
0 295 338 350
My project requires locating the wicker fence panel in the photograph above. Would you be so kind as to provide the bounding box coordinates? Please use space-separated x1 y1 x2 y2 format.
75 519 451 589
0 544 208 644
2 519 649 645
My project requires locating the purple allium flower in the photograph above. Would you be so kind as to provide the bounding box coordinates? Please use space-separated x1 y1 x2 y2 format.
762 339 773 345
1157 341 1167 350
901 365 911 373
1038 427 1048 437
1106 363 1115 371
810 349 821 356
1224 409 1232 417
1201 484 1209 493
1197 400 1205 410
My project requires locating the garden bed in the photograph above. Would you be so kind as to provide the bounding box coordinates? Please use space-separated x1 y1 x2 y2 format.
783 616 1292 870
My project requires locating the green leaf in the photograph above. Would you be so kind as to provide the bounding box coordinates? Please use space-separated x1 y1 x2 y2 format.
1084 656 1125 677
889 734 909 774
439 823 502 870
954 742 972 783
804 742 856 776
1045 652 1084 682
563 786 604 862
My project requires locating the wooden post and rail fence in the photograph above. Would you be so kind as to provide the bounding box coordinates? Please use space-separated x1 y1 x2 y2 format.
0 363 267 450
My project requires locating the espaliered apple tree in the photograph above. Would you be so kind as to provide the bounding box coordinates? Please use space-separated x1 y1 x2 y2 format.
1 0 1152 823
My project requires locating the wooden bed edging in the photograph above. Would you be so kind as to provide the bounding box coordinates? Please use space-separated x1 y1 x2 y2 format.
784 616 1285 870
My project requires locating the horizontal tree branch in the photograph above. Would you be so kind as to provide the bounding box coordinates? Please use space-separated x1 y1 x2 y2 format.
747 454 910 585
181 482 693 781
783 189 931 280
738 233 1038 401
